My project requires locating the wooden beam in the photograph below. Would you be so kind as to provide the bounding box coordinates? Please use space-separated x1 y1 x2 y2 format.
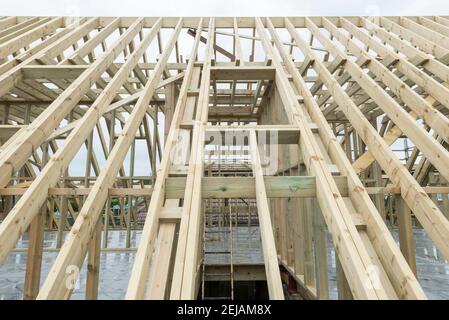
0 17 64 60
0 17 159 266
1 14 445 301
21 65 87 79
126 18 204 300
259 17 390 299
0 17 143 189
172 18 215 300
298 16 448 279
249 130 284 299
210 66 275 80
36 19 182 299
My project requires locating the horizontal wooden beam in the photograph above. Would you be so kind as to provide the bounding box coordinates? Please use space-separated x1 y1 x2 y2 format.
210 66 276 80
21 65 87 79
0 125 24 139
3 182 447 197
205 125 300 145
0 176 347 197
177 175 349 198
204 264 266 282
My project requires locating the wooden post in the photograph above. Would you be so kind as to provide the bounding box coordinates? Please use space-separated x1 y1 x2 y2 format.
397 197 417 276
249 130 284 299
23 203 46 299
85 219 102 299
303 198 315 287
313 204 329 299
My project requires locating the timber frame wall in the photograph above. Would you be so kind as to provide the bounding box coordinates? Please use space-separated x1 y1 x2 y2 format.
0 16 448 300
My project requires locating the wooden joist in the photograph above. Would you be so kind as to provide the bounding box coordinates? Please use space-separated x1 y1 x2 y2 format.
210 66 276 80
21 65 87 79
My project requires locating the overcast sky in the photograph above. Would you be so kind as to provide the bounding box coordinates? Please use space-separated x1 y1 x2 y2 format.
2 0 449 17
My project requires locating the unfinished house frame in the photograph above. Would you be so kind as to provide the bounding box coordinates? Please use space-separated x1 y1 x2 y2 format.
0 16 449 300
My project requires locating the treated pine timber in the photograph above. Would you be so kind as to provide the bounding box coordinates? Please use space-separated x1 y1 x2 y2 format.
171 18 215 300
126 18 204 300
0 18 162 265
303 17 449 266
146 200 178 299
2 15 449 301
279 17 425 299
21 65 88 79
36 19 183 299
210 66 276 80
249 130 284 299
0 175 349 197
257 17 390 299
320 18 449 182
0 17 142 189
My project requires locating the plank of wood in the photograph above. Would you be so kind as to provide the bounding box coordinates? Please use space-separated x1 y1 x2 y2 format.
21 65 87 79
174 18 215 300
210 66 276 80
146 220 177 299
126 18 204 300
0 17 63 60
249 130 284 299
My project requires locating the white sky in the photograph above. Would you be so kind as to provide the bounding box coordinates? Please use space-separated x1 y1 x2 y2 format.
2 0 449 17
